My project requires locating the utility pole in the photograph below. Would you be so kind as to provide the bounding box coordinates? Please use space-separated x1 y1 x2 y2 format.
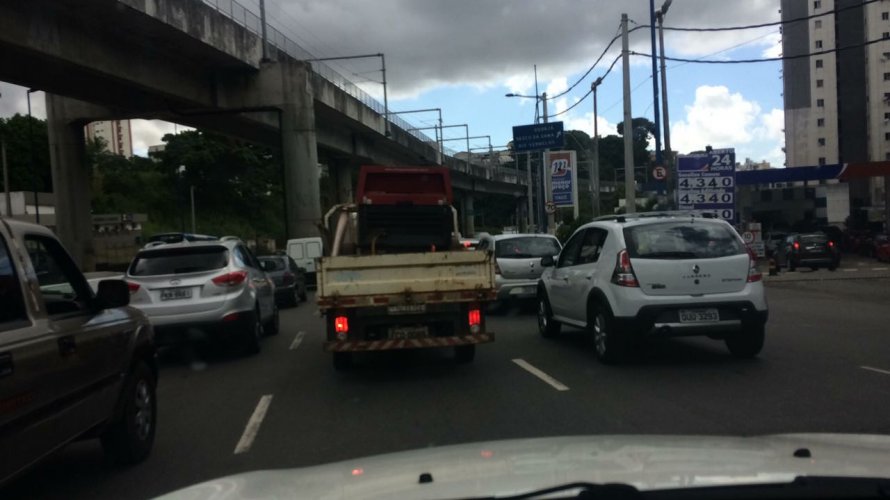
621 14 636 214
190 185 196 233
27 89 39 223
526 153 534 230
2 137 10 217
542 92 555 233
649 0 662 168
657 0 674 206
591 77 602 218
259 0 269 61
381 53 390 137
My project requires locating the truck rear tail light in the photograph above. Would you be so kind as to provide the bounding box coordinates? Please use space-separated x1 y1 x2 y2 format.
611 249 639 287
334 316 349 335
212 270 248 287
746 250 762 283
468 306 482 333
126 281 140 294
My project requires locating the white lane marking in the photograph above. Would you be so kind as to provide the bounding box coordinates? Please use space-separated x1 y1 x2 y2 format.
289 331 306 350
872 267 888 271
512 358 569 392
842 268 858 272
234 394 273 454
861 366 890 376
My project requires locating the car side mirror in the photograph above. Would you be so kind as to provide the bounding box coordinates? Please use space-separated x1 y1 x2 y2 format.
540 255 555 267
95 279 130 309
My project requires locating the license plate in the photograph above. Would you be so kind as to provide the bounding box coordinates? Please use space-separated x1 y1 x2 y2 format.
388 325 429 339
160 288 192 301
387 304 426 315
679 308 719 323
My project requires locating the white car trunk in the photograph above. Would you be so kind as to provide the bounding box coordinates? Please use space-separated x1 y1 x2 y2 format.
633 253 750 296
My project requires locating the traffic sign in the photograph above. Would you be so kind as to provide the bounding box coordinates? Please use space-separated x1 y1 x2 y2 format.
652 166 667 180
512 122 565 152
742 231 755 244
545 201 556 214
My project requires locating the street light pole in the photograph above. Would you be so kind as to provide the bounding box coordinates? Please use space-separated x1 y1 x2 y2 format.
591 77 602 218
621 13 636 214
649 0 662 168
657 0 674 205
27 89 40 223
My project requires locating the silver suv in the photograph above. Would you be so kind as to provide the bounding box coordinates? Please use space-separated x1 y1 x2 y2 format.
537 213 768 364
477 234 561 305
126 238 278 354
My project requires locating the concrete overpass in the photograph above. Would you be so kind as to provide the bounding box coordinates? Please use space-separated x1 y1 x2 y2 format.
0 0 525 267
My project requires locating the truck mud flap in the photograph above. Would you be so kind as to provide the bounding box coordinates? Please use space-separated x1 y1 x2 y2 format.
324 333 494 352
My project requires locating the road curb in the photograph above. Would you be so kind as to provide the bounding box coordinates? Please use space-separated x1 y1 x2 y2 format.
765 274 890 283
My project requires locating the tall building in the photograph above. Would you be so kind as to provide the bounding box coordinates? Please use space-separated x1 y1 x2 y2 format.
84 119 133 157
781 0 889 204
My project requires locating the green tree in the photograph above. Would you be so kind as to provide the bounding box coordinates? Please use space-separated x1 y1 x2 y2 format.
0 114 51 193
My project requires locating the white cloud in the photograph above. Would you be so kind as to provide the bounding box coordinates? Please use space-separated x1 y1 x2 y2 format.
0 83 46 119
130 120 193 157
505 74 534 95
565 113 618 138
672 85 784 166
761 32 782 59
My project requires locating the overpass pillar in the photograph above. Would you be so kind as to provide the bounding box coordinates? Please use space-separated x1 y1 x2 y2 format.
45 94 99 270
333 163 355 204
279 65 320 239
463 194 475 237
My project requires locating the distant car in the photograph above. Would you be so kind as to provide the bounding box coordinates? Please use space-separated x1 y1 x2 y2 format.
258 255 307 307
537 213 768 363
763 231 788 257
477 233 561 305
872 234 890 262
777 233 839 271
126 238 278 354
286 237 323 285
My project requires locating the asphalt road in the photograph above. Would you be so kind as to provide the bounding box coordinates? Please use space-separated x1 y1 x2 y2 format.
6 279 890 500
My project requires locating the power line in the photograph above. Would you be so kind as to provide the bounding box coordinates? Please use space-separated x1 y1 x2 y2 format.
632 36 889 64
548 54 622 119
643 0 880 32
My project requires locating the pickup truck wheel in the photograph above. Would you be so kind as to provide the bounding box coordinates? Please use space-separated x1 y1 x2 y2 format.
725 324 765 358
537 294 561 338
333 352 352 371
455 345 476 363
591 306 627 365
265 305 280 336
101 362 156 464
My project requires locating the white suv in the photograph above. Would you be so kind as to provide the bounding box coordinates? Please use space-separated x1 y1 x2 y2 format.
537 213 768 364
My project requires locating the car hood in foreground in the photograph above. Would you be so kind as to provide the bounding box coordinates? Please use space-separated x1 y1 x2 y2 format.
156 434 890 499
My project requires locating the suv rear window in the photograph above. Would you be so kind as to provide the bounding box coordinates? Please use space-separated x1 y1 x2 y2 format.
624 221 745 259
495 237 561 259
801 234 828 244
259 257 286 271
129 246 229 276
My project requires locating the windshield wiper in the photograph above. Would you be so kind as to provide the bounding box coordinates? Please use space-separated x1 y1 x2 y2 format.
469 482 642 499
636 251 697 259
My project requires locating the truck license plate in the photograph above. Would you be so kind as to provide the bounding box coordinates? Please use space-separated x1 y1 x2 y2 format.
160 288 192 301
388 326 429 339
679 308 719 323
387 304 426 315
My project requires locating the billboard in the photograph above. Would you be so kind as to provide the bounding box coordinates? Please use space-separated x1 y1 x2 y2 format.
677 148 736 222
545 150 578 208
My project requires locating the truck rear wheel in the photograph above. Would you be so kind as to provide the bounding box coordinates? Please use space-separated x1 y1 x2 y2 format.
455 345 476 363
333 352 353 371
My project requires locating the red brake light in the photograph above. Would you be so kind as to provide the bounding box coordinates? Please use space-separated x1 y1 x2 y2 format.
747 252 762 283
612 249 639 287
793 241 800 250
334 316 349 333
468 308 481 326
463 241 472 248
126 281 140 293
828 240 835 248
212 270 248 287
283 271 295 285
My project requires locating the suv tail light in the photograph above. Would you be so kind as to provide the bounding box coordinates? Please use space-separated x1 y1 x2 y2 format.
282 271 295 285
611 249 639 287
793 241 800 251
212 270 248 287
746 248 762 283
126 281 140 294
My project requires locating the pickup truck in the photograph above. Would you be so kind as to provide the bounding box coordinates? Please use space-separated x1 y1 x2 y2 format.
317 166 496 370
0 218 157 485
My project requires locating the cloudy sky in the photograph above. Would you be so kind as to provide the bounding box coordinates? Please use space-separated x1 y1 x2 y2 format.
0 0 784 165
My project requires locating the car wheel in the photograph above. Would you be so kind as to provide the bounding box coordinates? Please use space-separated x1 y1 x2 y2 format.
537 293 561 338
241 310 262 355
289 289 300 308
101 362 156 464
299 287 308 302
591 305 627 365
725 323 765 358
789 260 797 272
333 352 352 371
455 345 476 363
265 305 280 336
828 263 837 271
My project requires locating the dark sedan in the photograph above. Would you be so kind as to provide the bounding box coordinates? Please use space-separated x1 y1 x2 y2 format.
778 233 840 271
259 255 308 307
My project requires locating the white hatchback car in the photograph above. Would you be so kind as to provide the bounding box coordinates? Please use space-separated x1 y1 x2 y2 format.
537 213 768 364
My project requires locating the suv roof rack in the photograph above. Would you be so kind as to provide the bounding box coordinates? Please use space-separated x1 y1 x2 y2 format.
593 211 718 223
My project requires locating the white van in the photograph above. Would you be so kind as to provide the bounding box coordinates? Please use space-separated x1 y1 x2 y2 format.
287 237 323 284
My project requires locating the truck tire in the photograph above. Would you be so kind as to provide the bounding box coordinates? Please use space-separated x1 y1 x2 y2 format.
333 352 352 371
725 324 765 359
455 345 476 363
101 362 156 464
